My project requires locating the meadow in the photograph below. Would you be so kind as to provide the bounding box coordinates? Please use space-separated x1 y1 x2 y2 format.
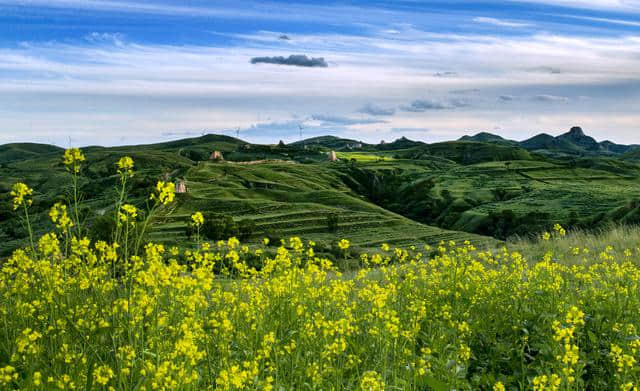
1 148 640 390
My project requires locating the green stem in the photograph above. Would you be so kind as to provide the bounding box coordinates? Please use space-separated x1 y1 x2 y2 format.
23 202 35 253
72 171 82 237
114 176 128 245
134 203 157 255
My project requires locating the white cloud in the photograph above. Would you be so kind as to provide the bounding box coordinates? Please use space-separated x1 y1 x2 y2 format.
473 16 533 28
514 0 640 12
1 28 640 145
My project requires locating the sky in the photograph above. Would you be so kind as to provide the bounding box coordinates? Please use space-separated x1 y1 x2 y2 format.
1 0 639 146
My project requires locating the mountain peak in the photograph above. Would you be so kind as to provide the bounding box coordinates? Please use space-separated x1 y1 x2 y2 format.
568 126 584 137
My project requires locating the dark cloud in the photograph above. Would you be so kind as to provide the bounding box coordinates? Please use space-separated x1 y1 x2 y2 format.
449 88 480 94
498 95 515 101
401 99 447 111
401 98 470 112
532 94 569 102
250 54 328 67
358 103 395 116
279 35 291 40
449 98 471 108
311 114 386 125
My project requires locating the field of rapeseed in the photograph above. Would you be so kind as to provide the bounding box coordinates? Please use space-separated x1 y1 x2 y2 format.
1 151 640 390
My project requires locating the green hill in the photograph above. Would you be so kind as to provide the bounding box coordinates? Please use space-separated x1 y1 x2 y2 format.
398 141 534 164
0 143 64 164
458 132 518 145
2 130 640 256
290 136 368 150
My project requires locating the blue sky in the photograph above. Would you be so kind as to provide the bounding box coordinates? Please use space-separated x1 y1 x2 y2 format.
1 0 639 146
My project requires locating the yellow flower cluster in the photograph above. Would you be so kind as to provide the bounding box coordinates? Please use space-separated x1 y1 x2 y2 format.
360 371 385 391
533 374 562 391
191 212 204 227
116 156 135 177
93 364 114 386
10 182 33 210
49 202 73 232
151 181 175 206
338 238 350 250
118 203 138 226
62 148 85 173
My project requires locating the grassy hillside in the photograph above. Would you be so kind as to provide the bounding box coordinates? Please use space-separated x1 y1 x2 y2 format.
393 141 535 165
3 131 640 256
0 143 64 164
149 160 494 252
0 138 498 256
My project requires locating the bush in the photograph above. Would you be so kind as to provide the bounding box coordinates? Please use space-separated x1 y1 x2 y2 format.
89 213 117 242
238 219 256 241
326 213 339 233
202 213 238 241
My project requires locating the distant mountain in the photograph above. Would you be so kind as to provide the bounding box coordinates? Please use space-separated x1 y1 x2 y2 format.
459 132 514 144
518 126 638 157
457 126 638 158
600 140 638 155
0 143 64 164
375 136 426 150
290 135 368 150
556 127 601 151
520 132 582 153
399 140 534 165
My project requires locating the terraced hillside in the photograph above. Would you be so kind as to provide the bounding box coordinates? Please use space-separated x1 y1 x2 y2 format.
345 157 640 239
146 161 493 250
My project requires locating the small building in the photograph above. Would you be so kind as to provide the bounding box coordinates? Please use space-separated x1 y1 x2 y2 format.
380 140 386 145
175 179 187 194
210 151 224 161
328 151 338 162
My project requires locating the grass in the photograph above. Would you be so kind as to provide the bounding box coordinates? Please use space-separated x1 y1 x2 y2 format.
336 152 395 162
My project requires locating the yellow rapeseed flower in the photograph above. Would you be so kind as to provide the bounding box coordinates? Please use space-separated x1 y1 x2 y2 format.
116 156 135 177
191 212 204 227
93 365 114 385
119 204 138 226
49 202 73 232
62 148 85 173
360 371 384 391
10 182 33 210
338 239 350 250
151 181 175 206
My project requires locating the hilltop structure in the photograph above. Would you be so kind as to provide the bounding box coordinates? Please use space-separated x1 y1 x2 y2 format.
328 151 338 162
175 179 187 194
210 151 224 161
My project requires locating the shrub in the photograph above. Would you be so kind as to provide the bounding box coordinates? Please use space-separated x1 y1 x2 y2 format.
326 213 339 232
89 214 117 242
238 219 256 241
202 213 238 241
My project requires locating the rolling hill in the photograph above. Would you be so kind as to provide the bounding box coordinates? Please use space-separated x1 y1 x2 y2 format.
2 126 640 256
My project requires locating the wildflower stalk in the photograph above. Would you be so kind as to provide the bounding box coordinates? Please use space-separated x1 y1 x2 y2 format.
71 170 82 237
134 181 175 255
62 148 86 237
22 201 34 253
114 156 134 246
